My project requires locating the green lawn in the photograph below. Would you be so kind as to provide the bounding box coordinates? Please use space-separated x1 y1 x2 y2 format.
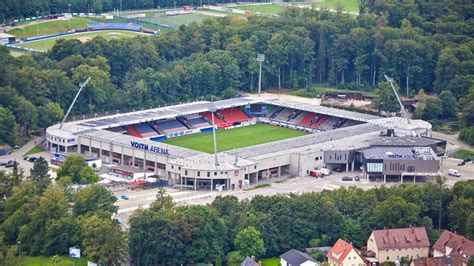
15 30 149 51
23 146 44 156
8 18 94 39
305 0 360 12
24 255 88 266
235 4 283 14
161 123 307 153
451 149 474 160
262 257 281 266
140 13 213 27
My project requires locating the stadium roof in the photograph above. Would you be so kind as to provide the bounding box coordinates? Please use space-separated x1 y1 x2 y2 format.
226 123 385 159
76 98 258 129
370 136 445 147
262 98 379 122
170 152 255 171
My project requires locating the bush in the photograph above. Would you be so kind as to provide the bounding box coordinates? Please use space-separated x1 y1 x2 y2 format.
459 126 474 145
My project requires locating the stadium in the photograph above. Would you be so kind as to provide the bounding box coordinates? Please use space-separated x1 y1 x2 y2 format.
46 96 439 190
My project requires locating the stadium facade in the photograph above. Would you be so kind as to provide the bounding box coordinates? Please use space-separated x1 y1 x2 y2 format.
46 96 441 190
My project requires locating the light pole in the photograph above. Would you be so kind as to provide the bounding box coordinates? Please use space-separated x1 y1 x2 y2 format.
36 11 39 37
68 4 71 30
257 54 265 97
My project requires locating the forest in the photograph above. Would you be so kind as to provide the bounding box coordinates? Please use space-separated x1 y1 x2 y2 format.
2 158 473 265
0 0 473 146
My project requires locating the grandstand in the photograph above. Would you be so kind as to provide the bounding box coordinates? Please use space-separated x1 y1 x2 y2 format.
155 119 188 134
187 116 211 129
46 96 433 191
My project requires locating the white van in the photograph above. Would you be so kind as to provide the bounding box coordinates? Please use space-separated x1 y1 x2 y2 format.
448 169 461 177
320 168 332 175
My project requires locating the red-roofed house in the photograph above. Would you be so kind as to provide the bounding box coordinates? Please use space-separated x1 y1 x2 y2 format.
367 227 430 263
432 230 474 265
327 239 365 266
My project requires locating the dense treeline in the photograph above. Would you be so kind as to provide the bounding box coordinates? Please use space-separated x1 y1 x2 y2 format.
0 158 127 265
0 1 473 146
128 179 474 264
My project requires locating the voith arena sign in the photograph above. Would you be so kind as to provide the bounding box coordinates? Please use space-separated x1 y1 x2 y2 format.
130 141 169 155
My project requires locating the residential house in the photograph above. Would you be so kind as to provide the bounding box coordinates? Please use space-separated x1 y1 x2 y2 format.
432 230 474 265
411 254 464 266
280 249 319 266
327 239 365 266
367 227 430 263
241 256 260 266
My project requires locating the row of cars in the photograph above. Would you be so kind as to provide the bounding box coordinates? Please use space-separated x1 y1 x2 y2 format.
0 156 39 168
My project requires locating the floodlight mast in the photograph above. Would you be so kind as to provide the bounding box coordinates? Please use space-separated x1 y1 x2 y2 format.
384 75 411 125
59 77 91 129
211 108 219 167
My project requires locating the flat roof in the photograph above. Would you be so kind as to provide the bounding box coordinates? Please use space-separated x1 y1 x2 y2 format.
370 136 445 147
362 147 437 160
226 123 385 159
0 33 15 38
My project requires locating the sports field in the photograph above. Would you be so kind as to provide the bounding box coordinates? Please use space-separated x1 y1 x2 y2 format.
15 30 149 51
8 17 94 39
140 12 213 28
305 0 359 12
161 123 307 153
234 4 283 14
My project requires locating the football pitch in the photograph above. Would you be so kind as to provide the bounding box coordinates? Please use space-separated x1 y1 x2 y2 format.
15 30 149 51
140 13 213 28
161 123 307 153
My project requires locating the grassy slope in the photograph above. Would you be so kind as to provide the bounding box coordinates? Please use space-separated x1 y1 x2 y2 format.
8 18 94 39
23 146 44 156
161 123 307 153
451 149 474 160
16 30 148 51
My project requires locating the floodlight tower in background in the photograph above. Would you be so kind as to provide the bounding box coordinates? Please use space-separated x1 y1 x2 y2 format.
257 54 265 97
384 74 411 125
60 77 91 129
210 106 219 167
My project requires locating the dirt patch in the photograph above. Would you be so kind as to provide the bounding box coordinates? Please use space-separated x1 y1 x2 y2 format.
247 92 321 105
77 36 94 43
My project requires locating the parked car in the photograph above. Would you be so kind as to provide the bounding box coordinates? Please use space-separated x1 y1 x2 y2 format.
27 157 37 162
464 158 472 163
0 161 5 166
120 195 129 200
369 176 375 181
354 175 360 181
341 176 353 181
333 167 343 173
5 161 17 168
448 169 461 177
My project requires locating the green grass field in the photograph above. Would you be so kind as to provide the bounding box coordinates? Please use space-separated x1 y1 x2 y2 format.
161 123 307 153
24 255 88 266
234 4 283 14
8 18 94 39
140 12 213 28
23 146 44 156
15 30 149 51
305 0 360 12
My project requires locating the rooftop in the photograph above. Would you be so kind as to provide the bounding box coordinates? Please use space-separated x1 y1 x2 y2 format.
280 249 318 265
327 239 360 265
433 230 474 259
370 227 430 250
362 147 438 161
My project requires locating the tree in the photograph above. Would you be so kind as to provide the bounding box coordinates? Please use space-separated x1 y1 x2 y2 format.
372 196 421 228
340 217 364 247
373 81 401 113
0 107 17 145
72 185 118 216
438 91 457 119
448 197 473 236
37 102 64 128
234 226 266 259
57 156 97 184
226 251 244 266
80 213 128 265
29 157 50 194
465 212 474 240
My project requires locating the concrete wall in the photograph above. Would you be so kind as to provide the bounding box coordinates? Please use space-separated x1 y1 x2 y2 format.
383 159 439 175
324 150 353 164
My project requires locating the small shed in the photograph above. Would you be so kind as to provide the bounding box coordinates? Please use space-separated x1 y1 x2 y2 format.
0 33 16 44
